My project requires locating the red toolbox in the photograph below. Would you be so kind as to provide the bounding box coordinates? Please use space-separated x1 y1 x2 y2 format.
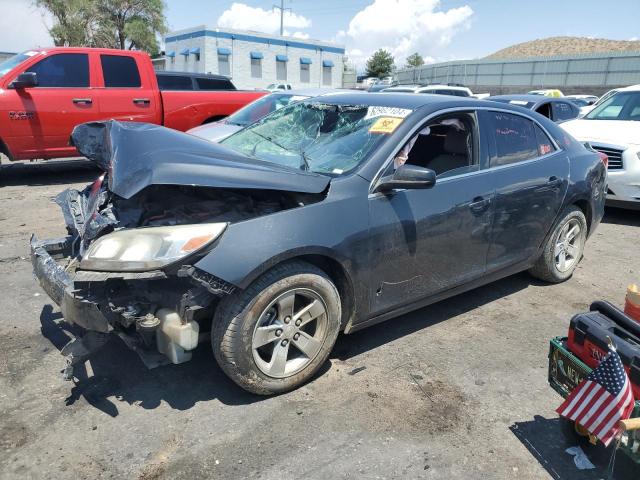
567 301 640 400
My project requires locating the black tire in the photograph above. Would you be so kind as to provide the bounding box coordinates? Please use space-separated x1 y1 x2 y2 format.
529 206 588 283
212 261 341 395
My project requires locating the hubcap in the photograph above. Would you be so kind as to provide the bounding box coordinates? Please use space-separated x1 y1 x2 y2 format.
252 288 329 378
555 219 582 273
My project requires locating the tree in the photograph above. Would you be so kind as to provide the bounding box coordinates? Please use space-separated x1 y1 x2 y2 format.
405 52 425 68
36 0 167 55
365 49 394 78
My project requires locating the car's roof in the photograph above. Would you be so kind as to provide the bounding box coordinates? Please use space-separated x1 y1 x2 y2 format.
308 91 501 110
272 88 341 97
157 71 231 80
419 84 470 90
619 84 640 92
489 94 564 103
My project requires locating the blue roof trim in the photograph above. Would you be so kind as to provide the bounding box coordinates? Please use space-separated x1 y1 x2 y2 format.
180 48 190 56
190 47 200 55
276 54 288 62
300 57 312 65
322 60 334 67
250 51 264 60
165 30 345 55
217 47 231 55
166 51 175 58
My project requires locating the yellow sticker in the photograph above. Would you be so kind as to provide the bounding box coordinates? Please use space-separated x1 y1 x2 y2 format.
369 116 403 134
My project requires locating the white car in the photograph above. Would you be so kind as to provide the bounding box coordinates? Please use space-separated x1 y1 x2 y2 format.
266 83 292 92
560 85 640 209
415 85 473 97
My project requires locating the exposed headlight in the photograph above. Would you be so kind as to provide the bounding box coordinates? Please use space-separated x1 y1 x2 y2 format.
80 223 227 272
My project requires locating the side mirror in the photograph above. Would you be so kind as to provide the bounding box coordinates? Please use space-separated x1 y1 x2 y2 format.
373 164 436 193
10 72 38 89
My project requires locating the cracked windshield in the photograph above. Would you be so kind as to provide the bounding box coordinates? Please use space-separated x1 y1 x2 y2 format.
221 102 411 175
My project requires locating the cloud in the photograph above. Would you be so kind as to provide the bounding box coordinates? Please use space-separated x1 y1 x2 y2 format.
0 0 52 52
337 0 473 69
217 3 311 35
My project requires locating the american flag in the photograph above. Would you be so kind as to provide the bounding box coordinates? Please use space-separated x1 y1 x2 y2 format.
556 348 635 446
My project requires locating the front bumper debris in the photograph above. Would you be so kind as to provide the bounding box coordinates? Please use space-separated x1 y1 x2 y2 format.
31 234 112 333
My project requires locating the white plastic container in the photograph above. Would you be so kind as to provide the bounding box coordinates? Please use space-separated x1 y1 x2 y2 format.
155 308 199 364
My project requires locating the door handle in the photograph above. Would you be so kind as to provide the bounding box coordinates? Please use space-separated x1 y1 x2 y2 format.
547 176 563 188
469 196 491 214
133 98 150 105
72 98 92 105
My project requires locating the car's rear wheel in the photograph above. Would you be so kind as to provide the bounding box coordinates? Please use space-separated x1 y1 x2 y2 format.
212 261 341 395
529 206 587 283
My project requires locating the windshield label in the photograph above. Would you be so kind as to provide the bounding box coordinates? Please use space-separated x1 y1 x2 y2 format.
369 117 403 134
365 106 412 120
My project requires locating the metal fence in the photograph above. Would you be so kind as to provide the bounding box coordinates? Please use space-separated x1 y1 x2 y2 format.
395 51 640 95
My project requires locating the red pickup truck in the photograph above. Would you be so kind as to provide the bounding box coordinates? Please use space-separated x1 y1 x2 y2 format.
0 47 266 161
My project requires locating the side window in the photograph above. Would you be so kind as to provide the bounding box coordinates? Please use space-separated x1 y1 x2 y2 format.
534 124 557 156
101 55 141 87
553 101 577 122
157 75 193 90
488 111 538 167
195 77 235 90
394 112 478 178
26 53 89 87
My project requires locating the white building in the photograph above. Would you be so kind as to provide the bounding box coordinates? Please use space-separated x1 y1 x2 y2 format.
162 26 346 90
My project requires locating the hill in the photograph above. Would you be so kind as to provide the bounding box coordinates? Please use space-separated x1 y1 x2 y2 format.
486 36 640 59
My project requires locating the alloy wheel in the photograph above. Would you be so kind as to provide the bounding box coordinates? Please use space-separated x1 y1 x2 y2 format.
252 288 329 378
554 219 582 273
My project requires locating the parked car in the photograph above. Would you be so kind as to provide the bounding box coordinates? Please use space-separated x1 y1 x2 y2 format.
416 85 473 97
266 83 292 92
565 94 598 105
560 85 640 209
528 89 564 97
577 87 640 117
368 81 398 92
188 88 339 142
0 48 266 161
156 71 236 91
31 93 606 395
380 85 421 93
488 95 580 123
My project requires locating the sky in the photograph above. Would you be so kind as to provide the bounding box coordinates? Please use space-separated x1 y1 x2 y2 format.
2 0 639 69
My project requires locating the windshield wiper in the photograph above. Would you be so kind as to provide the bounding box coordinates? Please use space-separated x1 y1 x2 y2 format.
250 130 289 152
299 150 312 171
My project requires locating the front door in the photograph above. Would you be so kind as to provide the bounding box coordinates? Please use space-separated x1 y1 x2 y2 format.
8 52 101 159
482 110 569 272
367 111 495 316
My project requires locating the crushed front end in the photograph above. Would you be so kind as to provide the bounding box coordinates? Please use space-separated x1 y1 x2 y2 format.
30 121 328 379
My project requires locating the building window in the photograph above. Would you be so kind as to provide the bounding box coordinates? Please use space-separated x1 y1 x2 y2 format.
251 58 262 78
218 55 230 76
276 60 287 81
322 66 332 86
300 64 310 83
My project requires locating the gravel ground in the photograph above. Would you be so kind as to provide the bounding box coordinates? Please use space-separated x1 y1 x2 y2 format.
1 159 639 480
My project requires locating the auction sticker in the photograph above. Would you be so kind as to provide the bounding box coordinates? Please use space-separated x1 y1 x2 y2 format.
369 116 403 134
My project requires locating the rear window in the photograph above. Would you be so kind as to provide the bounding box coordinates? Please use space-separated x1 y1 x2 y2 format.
157 74 193 90
101 55 141 88
488 111 539 166
195 77 235 90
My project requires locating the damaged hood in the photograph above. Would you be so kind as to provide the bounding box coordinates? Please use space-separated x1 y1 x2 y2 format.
71 121 330 199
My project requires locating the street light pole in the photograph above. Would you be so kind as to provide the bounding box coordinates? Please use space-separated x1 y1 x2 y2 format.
274 0 290 36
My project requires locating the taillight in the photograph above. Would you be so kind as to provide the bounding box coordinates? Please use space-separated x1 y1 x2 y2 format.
597 151 608 167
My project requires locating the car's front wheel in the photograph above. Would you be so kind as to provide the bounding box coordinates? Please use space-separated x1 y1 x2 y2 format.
212 261 341 395
529 205 588 283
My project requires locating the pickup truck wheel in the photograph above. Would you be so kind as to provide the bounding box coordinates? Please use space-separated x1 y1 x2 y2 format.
212 261 341 395
529 206 587 283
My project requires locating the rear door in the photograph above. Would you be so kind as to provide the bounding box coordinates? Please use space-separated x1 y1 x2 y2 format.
481 110 569 272
7 52 102 159
96 53 161 125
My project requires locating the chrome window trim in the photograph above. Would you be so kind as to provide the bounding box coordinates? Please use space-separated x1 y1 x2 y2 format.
369 105 562 194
